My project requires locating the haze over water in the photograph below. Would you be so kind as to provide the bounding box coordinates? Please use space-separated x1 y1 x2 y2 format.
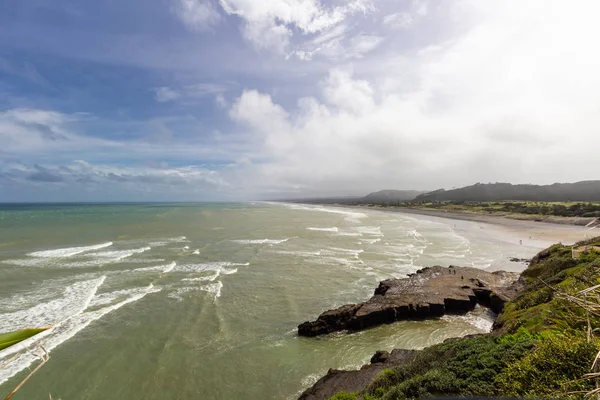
0 202 540 400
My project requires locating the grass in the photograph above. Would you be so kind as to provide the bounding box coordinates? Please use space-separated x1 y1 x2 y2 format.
0 329 47 351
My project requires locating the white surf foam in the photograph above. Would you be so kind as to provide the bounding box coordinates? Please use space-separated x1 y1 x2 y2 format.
192 249 200 255
8 246 154 269
167 281 223 301
335 232 363 237
131 261 176 274
442 307 495 332
324 247 364 258
175 262 248 273
28 242 113 258
281 203 367 221
201 281 223 298
162 261 176 273
0 283 159 386
274 250 322 257
0 277 106 333
354 226 383 236
88 284 157 308
232 238 289 245
182 274 219 282
86 246 151 260
168 287 200 301
146 236 188 247
307 227 339 232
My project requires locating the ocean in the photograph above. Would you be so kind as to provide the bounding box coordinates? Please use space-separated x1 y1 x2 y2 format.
0 202 542 400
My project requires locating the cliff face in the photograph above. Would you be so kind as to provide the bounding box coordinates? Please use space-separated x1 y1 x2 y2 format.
298 238 600 400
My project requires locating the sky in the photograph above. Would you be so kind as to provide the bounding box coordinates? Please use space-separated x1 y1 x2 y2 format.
1 0 600 202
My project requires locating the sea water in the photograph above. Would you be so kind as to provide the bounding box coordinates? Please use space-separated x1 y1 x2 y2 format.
0 202 541 399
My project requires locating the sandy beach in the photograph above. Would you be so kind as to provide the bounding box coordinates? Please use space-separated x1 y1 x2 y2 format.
317 204 598 273
356 206 596 246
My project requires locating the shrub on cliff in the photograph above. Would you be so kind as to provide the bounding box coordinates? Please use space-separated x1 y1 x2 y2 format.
496 335 599 398
361 335 534 399
496 241 600 334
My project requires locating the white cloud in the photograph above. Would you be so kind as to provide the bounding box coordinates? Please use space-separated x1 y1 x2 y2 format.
153 83 228 103
217 0 373 53
383 12 413 29
0 161 227 198
215 93 228 108
290 31 383 61
0 109 109 154
227 0 600 196
172 0 222 31
345 34 384 59
153 87 182 102
383 0 428 30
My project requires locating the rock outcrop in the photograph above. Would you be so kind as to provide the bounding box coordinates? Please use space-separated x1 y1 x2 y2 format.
298 349 417 400
298 266 518 337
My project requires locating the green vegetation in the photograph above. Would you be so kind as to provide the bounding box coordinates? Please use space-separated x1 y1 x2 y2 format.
0 328 47 350
413 181 600 203
497 239 600 334
327 238 600 400
368 200 600 220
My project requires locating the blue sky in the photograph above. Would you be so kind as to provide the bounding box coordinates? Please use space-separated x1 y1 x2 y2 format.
1 0 599 201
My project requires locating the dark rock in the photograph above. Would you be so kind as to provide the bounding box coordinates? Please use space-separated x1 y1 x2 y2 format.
370 350 390 364
298 349 417 400
509 257 531 263
298 266 518 337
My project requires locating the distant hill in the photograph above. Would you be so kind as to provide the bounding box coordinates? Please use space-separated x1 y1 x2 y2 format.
414 181 600 202
362 190 425 202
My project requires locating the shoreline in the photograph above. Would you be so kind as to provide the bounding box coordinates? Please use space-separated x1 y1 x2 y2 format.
319 203 596 248
359 206 595 226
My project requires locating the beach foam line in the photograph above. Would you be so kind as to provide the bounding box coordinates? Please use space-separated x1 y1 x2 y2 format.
281 203 368 219
28 242 113 258
0 283 159 386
